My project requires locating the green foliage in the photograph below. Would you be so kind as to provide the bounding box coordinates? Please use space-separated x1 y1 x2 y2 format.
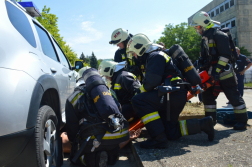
239 46 251 57
36 6 77 65
80 52 86 62
97 59 103 69
90 52 98 69
157 22 201 62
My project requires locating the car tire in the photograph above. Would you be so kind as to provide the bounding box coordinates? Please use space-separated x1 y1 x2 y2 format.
35 105 62 167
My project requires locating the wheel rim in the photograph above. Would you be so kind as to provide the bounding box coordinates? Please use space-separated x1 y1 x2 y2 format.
43 119 57 167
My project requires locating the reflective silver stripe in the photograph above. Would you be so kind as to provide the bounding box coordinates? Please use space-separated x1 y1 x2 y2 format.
204 105 216 109
171 49 181 59
104 129 129 137
72 93 84 106
219 56 229 63
209 39 214 43
68 91 80 102
83 71 100 81
233 104 246 110
142 113 159 124
181 121 187 136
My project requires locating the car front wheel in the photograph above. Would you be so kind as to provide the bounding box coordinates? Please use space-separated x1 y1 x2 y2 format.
35 105 61 167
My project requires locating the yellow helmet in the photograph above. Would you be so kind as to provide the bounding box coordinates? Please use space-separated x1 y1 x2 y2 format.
98 60 118 77
109 28 130 45
77 66 91 80
190 11 219 29
126 33 152 56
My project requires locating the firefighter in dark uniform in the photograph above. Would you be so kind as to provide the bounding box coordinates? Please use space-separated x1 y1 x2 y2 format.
190 11 248 130
234 47 252 97
109 28 143 82
126 33 215 149
98 60 141 121
65 67 131 167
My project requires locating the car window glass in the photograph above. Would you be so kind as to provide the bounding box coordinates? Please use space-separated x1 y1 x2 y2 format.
52 39 70 69
34 24 59 62
5 1 36 48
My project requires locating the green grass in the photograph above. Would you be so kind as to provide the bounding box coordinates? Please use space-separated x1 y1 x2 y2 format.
244 82 252 87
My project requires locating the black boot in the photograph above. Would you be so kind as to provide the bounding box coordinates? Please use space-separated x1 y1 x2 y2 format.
140 132 168 149
234 113 248 130
205 112 217 126
95 151 108 167
199 116 215 141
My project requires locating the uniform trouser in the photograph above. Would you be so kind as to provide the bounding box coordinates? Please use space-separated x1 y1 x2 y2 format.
121 103 136 121
202 70 248 123
236 74 244 97
131 89 187 139
81 140 119 154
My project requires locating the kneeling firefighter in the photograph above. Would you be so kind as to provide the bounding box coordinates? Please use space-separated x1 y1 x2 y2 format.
98 60 141 121
126 33 215 149
65 67 129 166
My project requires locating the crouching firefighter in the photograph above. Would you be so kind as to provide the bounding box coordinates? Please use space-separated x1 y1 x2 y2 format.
98 60 141 121
190 11 248 130
126 33 215 149
65 67 129 166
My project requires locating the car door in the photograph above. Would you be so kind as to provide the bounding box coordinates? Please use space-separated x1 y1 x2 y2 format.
33 22 73 117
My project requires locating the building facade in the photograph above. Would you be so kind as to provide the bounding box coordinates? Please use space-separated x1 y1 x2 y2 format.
188 0 252 58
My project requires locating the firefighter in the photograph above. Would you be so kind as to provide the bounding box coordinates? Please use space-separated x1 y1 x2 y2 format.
126 33 215 149
109 28 143 82
190 11 248 130
65 67 131 166
98 60 141 121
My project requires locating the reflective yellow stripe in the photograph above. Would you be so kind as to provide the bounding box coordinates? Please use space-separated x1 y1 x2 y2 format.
234 108 247 114
218 60 227 66
128 72 137 80
140 84 147 93
179 120 188 136
141 65 144 70
163 53 170 63
88 129 129 140
114 83 122 90
171 77 181 81
141 111 160 125
220 72 233 80
216 68 221 73
206 22 214 29
209 43 216 47
122 54 125 60
205 108 216 112
71 92 84 107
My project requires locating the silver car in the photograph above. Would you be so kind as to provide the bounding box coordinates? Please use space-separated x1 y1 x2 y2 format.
0 1 83 166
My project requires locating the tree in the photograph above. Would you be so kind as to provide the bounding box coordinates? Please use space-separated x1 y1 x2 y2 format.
97 59 103 69
90 52 98 69
80 52 86 62
36 6 78 65
157 23 202 62
239 46 251 57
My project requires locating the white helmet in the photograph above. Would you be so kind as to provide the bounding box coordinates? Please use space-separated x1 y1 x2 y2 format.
190 11 220 29
77 66 91 80
126 33 152 56
109 28 130 45
99 60 118 77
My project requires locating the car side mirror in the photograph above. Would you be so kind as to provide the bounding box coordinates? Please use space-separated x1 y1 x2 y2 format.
72 61 84 70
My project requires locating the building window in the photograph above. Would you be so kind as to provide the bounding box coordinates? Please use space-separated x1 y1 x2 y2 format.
216 8 219 15
225 2 230 10
231 20 236 27
226 22 230 28
230 0 234 7
211 11 215 17
220 5 224 12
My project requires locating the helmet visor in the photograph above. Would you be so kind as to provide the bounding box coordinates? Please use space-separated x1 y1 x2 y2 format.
109 39 121 45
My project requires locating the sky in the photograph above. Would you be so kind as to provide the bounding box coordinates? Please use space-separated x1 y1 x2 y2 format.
30 0 213 60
